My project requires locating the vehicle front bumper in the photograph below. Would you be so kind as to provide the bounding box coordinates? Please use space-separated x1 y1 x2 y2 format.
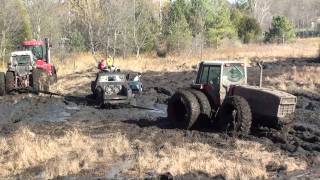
104 96 131 105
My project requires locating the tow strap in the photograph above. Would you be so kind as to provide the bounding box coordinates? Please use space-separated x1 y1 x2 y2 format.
18 89 161 111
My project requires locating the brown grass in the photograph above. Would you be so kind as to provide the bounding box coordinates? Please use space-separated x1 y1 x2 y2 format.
53 53 97 76
0 127 307 179
265 65 320 94
51 38 319 74
50 38 319 94
0 62 5 72
134 140 306 179
0 127 132 178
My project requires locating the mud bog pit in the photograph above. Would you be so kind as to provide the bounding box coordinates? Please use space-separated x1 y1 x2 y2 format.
0 61 320 179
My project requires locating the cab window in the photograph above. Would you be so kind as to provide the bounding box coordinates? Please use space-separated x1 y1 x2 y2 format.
208 66 221 86
23 45 44 59
200 66 209 83
222 64 245 86
199 65 221 85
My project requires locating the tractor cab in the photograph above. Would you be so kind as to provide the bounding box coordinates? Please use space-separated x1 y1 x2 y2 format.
18 38 53 75
193 61 247 105
19 38 51 64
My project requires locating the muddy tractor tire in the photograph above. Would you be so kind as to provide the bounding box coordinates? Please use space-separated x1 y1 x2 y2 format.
0 72 5 96
33 69 50 93
189 89 211 121
217 96 252 135
5 71 15 93
167 89 200 129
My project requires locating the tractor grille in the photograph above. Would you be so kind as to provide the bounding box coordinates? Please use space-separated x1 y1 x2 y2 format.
15 66 32 76
278 104 295 117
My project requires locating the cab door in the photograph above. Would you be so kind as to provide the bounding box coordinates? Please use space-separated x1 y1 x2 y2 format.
196 64 222 108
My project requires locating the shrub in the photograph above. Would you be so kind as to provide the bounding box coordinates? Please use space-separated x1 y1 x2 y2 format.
237 16 261 43
264 16 295 43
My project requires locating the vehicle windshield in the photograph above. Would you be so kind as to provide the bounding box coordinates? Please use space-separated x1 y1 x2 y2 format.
23 45 44 59
222 64 246 86
99 74 125 82
12 55 31 65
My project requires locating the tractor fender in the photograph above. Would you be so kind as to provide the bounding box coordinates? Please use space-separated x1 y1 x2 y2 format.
35 60 53 75
231 85 297 127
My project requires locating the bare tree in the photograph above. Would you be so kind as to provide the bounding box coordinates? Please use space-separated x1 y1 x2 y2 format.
249 0 272 29
131 0 157 57
0 0 23 65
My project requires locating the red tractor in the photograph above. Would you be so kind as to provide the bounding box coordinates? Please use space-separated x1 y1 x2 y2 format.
0 38 57 96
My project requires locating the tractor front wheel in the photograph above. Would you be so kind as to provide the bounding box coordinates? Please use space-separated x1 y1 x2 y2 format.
216 96 252 135
0 72 5 96
5 71 15 93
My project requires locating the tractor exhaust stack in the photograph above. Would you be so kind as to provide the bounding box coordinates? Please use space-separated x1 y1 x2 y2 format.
44 38 51 64
258 62 263 88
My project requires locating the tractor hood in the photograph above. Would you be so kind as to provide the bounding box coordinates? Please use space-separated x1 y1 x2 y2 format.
232 85 297 121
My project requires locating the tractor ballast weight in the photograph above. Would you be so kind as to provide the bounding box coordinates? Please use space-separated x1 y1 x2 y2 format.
0 38 57 95
167 61 297 134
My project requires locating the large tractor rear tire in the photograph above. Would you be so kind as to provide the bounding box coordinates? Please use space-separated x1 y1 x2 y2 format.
33 69 50 93
0 72 5 96
189 89 211 120
5 71 15 93
167 89 200 129
217 96 252 135
188 89 212 128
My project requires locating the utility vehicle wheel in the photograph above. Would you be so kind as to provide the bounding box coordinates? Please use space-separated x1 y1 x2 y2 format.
217 96 252 135
130 98 137 106
95 87 104 106
0 72 5 96
167 89 200 129
5 71 15 93
33 69 50 93
189 89 211 120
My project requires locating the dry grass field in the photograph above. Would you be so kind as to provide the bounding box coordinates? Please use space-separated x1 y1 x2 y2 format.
51 38 320 94
53 38 320 75
0 127 307 179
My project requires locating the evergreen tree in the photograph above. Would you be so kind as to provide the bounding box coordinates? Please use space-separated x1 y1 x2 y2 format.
265 16 295 43
164 0 192 51
206 1 236 47
237 15 261 43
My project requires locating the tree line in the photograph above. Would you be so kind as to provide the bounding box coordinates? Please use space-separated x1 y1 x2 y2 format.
0 0 319 61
